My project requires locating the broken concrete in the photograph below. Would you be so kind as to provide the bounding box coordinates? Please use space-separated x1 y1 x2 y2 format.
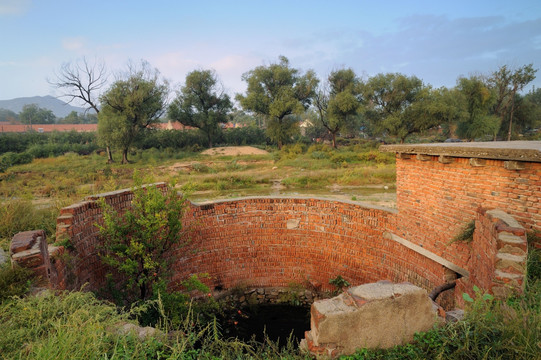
302 281 438 357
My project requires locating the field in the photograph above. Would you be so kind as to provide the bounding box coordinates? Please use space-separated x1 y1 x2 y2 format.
0 144 396 250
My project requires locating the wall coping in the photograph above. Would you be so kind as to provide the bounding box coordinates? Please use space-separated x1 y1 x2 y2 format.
190 195 399 214
380 141 541 162
384 232 470 278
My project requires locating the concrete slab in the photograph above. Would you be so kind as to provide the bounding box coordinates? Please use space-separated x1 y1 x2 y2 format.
380 141 541 162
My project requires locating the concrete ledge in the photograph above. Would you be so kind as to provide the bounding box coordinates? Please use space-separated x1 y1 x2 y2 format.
384 232 469 278
380 141 541 163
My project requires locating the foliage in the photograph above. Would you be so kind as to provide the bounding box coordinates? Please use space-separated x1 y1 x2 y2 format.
168 69 233 148
97 179 188 302
456 75 501 141
329 275 350 294
0 263 33 302
0 198 59 250
451 220 476 243
237 56 318 149
490 64 537 140
314 68 362 148
98 61 169 163
363 73 437 143
19 104 56 124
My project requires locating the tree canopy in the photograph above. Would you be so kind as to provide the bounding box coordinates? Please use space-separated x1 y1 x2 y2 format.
362 73 437 143
168 70 232 148
237 56 318 149
456 76 500 141
98 62 168 163
314 68 362 148
19 104 56 125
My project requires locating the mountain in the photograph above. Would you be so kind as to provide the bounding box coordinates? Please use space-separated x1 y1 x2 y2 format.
0 95 92 118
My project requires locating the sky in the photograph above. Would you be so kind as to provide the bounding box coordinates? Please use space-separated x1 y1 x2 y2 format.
1 0 540 106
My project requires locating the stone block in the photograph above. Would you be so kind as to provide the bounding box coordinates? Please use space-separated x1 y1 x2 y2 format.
304 282 437 357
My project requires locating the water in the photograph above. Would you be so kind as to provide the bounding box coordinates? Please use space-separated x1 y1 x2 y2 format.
220 304 311 344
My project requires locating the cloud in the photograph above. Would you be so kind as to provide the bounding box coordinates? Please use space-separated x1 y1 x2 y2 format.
62 37 85 51
0 0 31 15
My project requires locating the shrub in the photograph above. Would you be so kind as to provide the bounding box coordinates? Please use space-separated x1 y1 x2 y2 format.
0 263 33 302
0 199 58 250
97 180 188 303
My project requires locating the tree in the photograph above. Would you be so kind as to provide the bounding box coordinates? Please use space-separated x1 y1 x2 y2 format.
362 73 436 143
168 70 232 148
0 108 18 123
505 64 537 140
98 61 168 164
98 181 188 302
19 104 56 125
50 57 113 161
425 87 467 138
314 68 362 148
489 64 537 140
237 56 318 149
456 76 500 141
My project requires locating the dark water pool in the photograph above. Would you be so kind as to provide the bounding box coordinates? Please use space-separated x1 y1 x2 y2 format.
219 304 311 344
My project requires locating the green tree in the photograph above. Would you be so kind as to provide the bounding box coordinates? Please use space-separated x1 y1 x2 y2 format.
362 73 436 143
456 76 500 141
0 108 18 123
97 181 188 302
425 87 467 138
314 68 362 148
98 61 168 164
19 104 56 125
237 56 318 149
505 64 536 140
489 64 537 140
168 70 232 148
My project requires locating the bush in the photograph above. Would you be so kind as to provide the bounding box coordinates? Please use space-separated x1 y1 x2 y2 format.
0 199 58 249
97 180 188 303
0 263 33 302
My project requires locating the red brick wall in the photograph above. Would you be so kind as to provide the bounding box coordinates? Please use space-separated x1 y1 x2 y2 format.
52 191 449 296
170 198 445 293
394 156 541 269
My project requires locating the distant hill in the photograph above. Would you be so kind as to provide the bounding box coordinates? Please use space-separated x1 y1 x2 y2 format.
0 95 92 118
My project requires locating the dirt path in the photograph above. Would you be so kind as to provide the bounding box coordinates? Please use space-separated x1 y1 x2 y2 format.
201 146 269 156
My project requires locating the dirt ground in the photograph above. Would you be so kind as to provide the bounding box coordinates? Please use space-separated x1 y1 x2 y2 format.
201 146 269 156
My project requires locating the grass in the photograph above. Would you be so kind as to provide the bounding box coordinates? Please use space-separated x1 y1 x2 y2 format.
0 247 539 359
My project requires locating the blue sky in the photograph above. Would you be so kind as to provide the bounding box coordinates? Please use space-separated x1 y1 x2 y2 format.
1 0 540 105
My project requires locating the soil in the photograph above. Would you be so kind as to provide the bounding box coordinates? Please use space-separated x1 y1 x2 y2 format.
201 146 269 156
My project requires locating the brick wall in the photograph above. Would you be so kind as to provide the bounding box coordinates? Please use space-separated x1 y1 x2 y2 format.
393 156 540 269
171 198 446 293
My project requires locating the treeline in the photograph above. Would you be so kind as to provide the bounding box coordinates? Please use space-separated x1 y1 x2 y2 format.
2 57 540 167
0 106 97 125
0 127 268 171
52 56 537 164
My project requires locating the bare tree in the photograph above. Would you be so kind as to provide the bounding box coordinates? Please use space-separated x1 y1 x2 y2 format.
49 57 114 162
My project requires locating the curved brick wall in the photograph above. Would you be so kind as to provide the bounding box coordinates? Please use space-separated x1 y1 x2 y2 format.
171 198 445 293
51 192 449 298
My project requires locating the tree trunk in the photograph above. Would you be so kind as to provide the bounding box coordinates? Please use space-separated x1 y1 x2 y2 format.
332 131 337 149
208 132 213 149
507 96 516 141
121 148 129 164
106 146 114 163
